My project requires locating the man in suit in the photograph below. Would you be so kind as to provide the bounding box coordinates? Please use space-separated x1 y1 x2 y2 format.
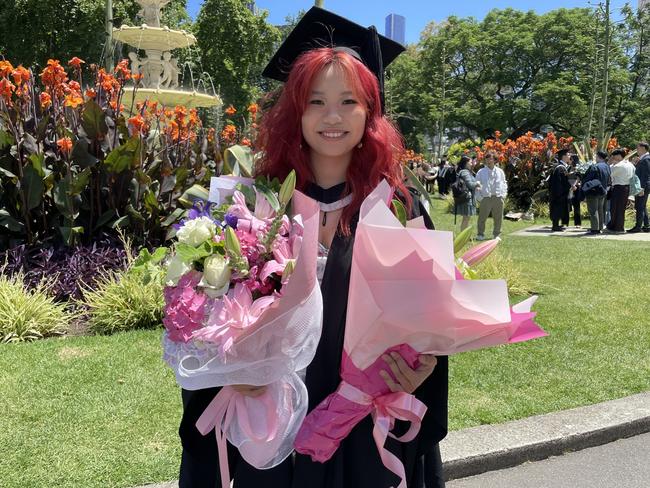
582 150 612 234
628 142 650 233
548 149 572 231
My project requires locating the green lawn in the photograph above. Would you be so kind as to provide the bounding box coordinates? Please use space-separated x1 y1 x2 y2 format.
1 198 649 487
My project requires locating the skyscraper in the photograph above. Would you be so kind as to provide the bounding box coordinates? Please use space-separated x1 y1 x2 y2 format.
246 1 258 15
385 14 406 45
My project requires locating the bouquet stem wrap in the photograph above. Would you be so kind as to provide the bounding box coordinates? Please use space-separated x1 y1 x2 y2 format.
295 180 547 487
163 189 323 487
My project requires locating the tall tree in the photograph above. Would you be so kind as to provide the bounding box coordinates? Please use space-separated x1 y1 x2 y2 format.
0 1 189 67
194 0 280 109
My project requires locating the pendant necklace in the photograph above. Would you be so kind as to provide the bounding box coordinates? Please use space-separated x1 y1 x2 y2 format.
319 193 354 226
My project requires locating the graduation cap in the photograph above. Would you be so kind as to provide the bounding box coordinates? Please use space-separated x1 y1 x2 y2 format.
262 6 405 112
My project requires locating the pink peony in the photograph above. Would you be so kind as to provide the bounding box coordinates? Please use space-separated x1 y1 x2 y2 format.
163 271 209 343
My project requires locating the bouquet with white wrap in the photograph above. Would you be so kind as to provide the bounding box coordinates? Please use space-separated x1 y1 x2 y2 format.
162 175 322 488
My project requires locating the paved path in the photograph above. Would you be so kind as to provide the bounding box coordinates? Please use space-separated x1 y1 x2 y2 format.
510 225 650 241
447 431 650 488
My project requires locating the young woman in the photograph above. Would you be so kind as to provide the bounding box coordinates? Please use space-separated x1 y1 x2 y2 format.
455 155 481 231
178 8 448 488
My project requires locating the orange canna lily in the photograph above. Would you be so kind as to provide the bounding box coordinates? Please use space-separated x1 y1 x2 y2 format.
85 88 96 99
40 92 52 109
64 93 84 109
220 124 237 142
128 114 147 136
57 137 73 155
11 65 31 86
241 137 252 147
67 57 85 69
225 105 237 116
247 103 258 116
0 60 14 78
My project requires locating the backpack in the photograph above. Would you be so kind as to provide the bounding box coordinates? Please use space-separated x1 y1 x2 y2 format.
451 172 471 204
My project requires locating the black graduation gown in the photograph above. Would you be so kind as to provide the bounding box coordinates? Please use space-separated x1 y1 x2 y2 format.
292 187 448 488
548 163 570 224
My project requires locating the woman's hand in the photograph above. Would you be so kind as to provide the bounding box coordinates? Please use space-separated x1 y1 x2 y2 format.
231 384 267 398
379 352 438 394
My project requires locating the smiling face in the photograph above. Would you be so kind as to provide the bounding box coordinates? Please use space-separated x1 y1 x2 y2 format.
301 64 367 167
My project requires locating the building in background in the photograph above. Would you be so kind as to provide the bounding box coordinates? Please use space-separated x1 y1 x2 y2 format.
246 1 258 15
385 14 406 45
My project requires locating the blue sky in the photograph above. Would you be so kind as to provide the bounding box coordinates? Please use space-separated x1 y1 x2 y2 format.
187 0 631 44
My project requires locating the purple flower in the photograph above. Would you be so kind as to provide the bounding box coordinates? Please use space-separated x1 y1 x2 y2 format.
224 213 238 229
173 202 215 230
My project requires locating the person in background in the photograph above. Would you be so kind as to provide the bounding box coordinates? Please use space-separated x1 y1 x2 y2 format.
475 150 508 240
606 148 635 234
548 149 572 232
424 160 439 194
628 142 650 233
437 157 454 196
568 154 583 227
454 155 481 231
581 150 611 234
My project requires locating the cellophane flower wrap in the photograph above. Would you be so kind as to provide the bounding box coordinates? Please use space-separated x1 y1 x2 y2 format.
294 180 547 488
162 174 322 488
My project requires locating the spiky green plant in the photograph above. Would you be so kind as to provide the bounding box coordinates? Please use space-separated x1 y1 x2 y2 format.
79 262 165 336
0 272 70 342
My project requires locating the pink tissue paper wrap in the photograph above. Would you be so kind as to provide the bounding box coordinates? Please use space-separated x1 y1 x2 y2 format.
294 180 547 488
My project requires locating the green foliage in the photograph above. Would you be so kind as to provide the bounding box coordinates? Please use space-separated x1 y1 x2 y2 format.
195 0 280 109
0 1 190 67
79 258 165 335
0 272 70 342
390 7 649 149
0 62 219 248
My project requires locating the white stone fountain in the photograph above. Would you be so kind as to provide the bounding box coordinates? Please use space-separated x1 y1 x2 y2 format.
112 0 221 108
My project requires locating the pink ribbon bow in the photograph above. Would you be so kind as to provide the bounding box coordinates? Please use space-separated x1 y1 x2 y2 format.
196 386 278 488
337 381 427 488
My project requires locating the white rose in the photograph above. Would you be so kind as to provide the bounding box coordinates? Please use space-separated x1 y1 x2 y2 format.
203 254 231 291
176 217 217 247
165 254 192 286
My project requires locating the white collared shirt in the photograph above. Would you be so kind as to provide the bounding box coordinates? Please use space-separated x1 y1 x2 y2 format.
611 160 635 186
475 166 508 200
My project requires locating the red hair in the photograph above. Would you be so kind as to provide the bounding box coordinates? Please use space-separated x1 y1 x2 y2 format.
255 47 411 234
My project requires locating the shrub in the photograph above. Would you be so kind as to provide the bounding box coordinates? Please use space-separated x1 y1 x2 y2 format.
0 272 70 342
475 251 537 297
0 236 128 302
79 248 166 335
